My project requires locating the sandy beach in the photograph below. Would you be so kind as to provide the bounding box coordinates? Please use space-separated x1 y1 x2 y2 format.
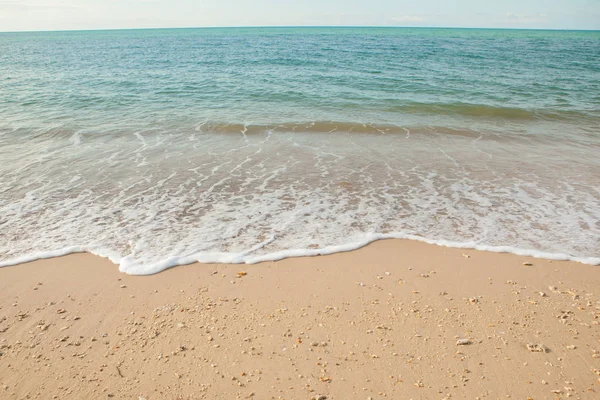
1 239 599 399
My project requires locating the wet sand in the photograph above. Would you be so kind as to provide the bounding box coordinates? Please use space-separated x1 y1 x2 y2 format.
1 239 599 399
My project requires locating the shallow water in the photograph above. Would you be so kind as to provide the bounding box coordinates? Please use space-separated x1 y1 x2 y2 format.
1 27 599 274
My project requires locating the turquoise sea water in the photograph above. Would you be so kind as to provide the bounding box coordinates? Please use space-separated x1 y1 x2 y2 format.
1 27 599 273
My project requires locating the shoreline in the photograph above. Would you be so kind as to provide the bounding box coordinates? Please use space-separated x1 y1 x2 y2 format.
1 239 599 399
1 235 599 275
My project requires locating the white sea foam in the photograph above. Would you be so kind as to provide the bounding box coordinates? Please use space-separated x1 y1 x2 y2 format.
1 124 599 275
0 234 598 276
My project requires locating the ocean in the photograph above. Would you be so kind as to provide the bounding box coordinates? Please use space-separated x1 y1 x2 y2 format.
0 27 599 274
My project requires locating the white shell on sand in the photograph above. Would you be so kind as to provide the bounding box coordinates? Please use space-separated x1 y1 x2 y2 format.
526 343 549 353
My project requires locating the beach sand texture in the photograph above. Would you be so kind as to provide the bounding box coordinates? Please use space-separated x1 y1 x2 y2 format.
1 239 599 399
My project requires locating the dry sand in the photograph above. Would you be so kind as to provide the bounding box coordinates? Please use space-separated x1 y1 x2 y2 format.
0 239 599 399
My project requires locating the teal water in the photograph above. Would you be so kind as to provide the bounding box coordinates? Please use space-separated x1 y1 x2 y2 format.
1 27 599 273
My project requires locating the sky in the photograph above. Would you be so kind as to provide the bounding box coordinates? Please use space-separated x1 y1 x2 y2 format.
0 0 599 32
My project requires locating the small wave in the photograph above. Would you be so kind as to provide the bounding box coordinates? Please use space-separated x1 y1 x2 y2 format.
387 102 592 122
194 121 488 138
0 233 598 275
0 233 600 275
1 119 577 141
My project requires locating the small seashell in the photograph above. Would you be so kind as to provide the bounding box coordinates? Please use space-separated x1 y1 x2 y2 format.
526 343 549 353
56 308 66 314
456 338 471 346
238 271 247 277
522 262 533 266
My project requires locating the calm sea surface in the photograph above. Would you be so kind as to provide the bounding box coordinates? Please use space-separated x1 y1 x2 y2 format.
1 27 599 273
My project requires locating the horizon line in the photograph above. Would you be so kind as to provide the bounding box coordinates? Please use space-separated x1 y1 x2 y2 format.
1 25 599 34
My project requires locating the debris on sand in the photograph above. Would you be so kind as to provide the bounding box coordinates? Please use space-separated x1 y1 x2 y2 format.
526 343 549 353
